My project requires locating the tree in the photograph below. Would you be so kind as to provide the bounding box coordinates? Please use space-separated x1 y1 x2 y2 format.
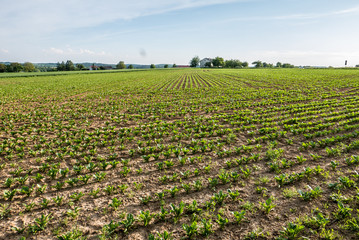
65 60 75 71
282 63 294 68
224 59 241 68
242 62 249 68
57 61 66 71
0 63 6 73
252 61 263 68
116 61 126 69
23 62 35 72
128 64 134 69
76 64 85 70
212 57 224 67
190 56 200 67
7 62 23 72
173 64 177 68
234 60 243 68
164 64 168 68
262 62 273 68
276 62 282 68
224 60 231 68
150 64 156 69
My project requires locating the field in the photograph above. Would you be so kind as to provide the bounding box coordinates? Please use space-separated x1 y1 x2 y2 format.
1 68 359 239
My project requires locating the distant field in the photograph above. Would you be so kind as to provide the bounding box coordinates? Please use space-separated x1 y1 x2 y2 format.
0 68 148 78
1 68 359 239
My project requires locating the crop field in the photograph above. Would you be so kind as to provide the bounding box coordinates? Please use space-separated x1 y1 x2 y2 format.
1 68 359 239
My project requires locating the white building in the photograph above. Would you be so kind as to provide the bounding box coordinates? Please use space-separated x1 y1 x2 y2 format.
200 58 213 68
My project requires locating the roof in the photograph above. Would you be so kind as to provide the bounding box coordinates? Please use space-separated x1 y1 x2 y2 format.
200 58 213 62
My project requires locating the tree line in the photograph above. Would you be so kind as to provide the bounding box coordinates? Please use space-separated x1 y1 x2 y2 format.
190 56 295 68
252 60 294 68
56 60 82 71
57 60 129 71
117 61 176 69
0 62 36 73
190 56 249 68
0 58 296 73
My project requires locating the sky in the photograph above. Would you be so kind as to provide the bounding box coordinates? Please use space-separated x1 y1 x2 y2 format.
1 0 359 66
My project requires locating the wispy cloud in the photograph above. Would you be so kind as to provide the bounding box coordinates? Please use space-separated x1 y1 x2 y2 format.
1 1 358 66
276 5 359 20
43 47 110 58
221 4 359 23
0 0 244 37
334 6 359 15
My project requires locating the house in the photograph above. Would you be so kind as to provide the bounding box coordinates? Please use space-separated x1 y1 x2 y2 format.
90 65 99 70
200 58 213 68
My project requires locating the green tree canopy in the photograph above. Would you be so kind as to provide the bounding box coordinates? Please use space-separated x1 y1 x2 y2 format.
252 61 263 68
57 61 66 71
65 60 75 71
23 62 35 72
7 62 23 72
262 62 274 68
173 64 177 68
128 64 134 69
164 64 168 68
76 64 85 70
190 56 200 67
150 64 156 69
212 57 224 67
0 63 6 73
282 63 295 68
224 59 242 68
116 61 126 69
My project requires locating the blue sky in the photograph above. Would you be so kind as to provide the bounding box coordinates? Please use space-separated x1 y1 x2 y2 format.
1 0 359 66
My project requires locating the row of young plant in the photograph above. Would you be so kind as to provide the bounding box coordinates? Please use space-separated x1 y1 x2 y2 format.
1 69 359 238
2 98 357 165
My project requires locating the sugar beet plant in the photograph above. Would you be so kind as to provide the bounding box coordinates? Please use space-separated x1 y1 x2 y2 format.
0 68 359 239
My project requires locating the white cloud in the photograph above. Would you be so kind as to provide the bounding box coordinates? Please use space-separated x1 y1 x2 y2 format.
334 6 359 15
48 48 64 54
80 49 94 55
275 5 359 20
221 4 359 23
44 47 109 57
1 49 9 53
40 47 113 63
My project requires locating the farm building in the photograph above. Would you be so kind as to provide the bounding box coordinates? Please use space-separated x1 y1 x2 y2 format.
200 58 213 68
